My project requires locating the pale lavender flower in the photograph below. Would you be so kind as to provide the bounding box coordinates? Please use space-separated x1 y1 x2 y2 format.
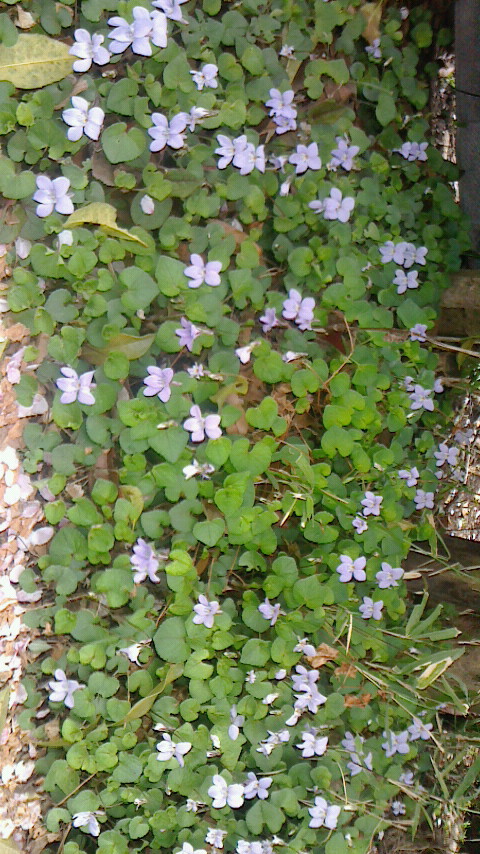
72 812 104 836
183 405 222 442
361 491 383 517
215 134 241 169
233 142 265 175
62 97 104 142
289 143 321 175
33 176 73 218
190 63 218 90
292 664 319 691
184 254 222 288
410 324 427 342
245 670 256 684
434 442 458 467
183 459 215 479
56 366 96 405
395 142 428 162
365 38 381 58
346 751 373 776
382 730 410 757
143 366 174 402
152 0 187 21
69 29 111 72
328 137 360 171
294 683 326 715
259 308 278 333
131 537 161 583
282 289 315 330
293 637 316 656
336 554 367 583
399 771 414 786
56 229 74 249
156 733 192 766
140 194 155 214
391 801 406 816
258 598 284 626
148 112 187 151
108 7 167 56
352 516 368 534
310 188 355 222
359 597 383 620
185 799 201 812
208 775 245 809
205 829 227 848
48 669 83 709
308 797 340 830
400 6 409 18
235 342 260 364
282 350 307 362
296 731 328 758
414 489 434 510
187 363 205 378
181 106 212 131
409 385 434 412
228 705 245 741
376 562 403 589
119 642 148 664
434 378 444 393
275 669 287 679
394 268 419 294
175 317 202 351
403 376 415 391
193 594 222 628
176 845 207 854
279 44 295 57
398 467 419 487
379 240 397 264
12 237 29 257
408 718 433 741
244 772 272 800
265 88 297 134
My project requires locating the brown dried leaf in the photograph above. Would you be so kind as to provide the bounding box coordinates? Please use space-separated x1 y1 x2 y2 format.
5 323 29 343
306 643 339 668
360 1 383 44
334 662 357 679
344 692 372 708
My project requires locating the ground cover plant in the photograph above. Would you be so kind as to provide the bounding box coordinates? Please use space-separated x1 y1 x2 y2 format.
0 0 478 851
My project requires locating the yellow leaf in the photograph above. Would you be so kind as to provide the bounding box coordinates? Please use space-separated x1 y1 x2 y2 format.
121 663 184 724
82 333 155 365
0 35 73 89
360 1 383 44
0 687 9 738
65 203 148 247
416 654 460 690
0 838 21 854
119 485 144 525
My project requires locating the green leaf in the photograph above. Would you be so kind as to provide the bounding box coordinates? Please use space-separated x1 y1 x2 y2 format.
240 639 270 665
321 425 354 457
102 122 146 164
153 617 190 663
192 518 225 546
155 255 187 296
120 266 159 312
376 93 397 127
0 34 73 88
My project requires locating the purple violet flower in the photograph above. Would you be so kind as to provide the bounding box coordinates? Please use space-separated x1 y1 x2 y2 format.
143 366 174 402
336 554 367 582
361 491 383 517
184 253 222 288
131 537 161 583
175 317 202 351
409 385 434 412
282 289 315 330
259 307 279 333
359 597 383 620
183 404 222 442
148 112 187 152
375 562 404 589
288 143 321 175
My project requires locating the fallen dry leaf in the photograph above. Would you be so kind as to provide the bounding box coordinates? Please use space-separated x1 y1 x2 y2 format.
344 692 372 708
334 662 357 680
306 643 339 668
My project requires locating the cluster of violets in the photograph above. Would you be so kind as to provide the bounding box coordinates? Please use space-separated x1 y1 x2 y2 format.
35 8 451 844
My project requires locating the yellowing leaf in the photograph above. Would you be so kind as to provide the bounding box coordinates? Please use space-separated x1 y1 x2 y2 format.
0 838 21 854
82 333 155 365
360 1 383 44
416 652 462 690
121 663 184 723
0 35 73 89
65 203 148 246
119 485 144 524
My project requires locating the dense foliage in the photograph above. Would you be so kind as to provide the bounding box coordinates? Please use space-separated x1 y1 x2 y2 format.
0 0 475 852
